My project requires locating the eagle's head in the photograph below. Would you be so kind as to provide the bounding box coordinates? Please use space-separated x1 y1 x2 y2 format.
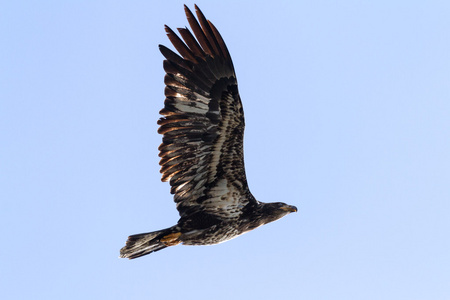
257 202 297 225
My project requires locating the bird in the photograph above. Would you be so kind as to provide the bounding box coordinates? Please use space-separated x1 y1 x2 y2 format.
119 4 297 259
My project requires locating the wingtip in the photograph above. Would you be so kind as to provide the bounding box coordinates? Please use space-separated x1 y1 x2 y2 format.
184 4 193 16
194 4 204 18
164 24 172 33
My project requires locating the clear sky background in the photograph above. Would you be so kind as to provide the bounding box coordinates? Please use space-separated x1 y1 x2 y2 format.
1 1 449 299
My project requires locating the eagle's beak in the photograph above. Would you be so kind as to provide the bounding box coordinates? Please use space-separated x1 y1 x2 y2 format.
281 205 297 213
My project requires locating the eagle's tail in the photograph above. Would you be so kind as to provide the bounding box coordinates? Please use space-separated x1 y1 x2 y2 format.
119 226 181 259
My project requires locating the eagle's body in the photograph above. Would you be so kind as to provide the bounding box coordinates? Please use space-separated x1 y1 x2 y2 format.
120 5 297 259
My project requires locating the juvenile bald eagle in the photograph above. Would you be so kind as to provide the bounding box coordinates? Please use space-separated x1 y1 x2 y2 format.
120 5 297 259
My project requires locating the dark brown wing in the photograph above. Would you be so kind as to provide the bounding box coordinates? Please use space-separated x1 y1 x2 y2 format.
158 5 255 220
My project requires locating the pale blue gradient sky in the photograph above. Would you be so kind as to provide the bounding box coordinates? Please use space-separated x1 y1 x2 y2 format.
1 1 449 299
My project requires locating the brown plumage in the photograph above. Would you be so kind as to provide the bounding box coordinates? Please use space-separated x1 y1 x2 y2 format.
120 5 297 259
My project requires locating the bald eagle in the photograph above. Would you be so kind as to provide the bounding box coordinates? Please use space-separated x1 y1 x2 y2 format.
120 5 297 259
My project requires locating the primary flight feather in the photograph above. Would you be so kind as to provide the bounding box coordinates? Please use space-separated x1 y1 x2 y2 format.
120 5 297 259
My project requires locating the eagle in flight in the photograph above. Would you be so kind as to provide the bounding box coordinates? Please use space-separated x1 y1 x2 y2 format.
120 5 297 259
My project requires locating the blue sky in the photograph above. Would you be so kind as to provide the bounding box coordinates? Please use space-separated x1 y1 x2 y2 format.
1 1 449 299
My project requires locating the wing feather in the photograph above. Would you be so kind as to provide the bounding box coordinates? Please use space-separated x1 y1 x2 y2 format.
158 5 255 220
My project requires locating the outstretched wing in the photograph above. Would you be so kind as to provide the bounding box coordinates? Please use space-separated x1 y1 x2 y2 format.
158 5 255 221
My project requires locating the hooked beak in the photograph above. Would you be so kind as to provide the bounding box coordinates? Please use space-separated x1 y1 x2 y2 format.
281 205 298 213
